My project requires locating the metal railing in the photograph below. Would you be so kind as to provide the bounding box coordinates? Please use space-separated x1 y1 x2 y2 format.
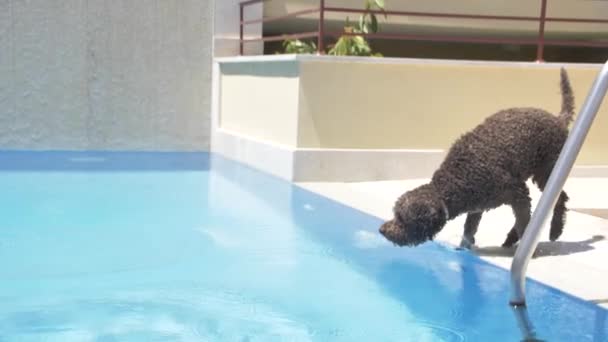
239 0 608 61
510 60 608 306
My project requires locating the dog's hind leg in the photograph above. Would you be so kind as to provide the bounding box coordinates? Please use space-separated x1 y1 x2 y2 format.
501 183 532 248
460 212 482 249
549 191 569 241
533 170 569 241
502 228 519 248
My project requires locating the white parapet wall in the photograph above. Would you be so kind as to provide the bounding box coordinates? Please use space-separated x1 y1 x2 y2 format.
0 0 214 151
212 55 608 182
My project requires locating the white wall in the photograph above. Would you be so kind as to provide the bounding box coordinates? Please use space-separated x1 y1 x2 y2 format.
214 0 263 57
0 0 213 151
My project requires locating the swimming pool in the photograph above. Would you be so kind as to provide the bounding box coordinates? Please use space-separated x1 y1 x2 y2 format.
0 151 605 341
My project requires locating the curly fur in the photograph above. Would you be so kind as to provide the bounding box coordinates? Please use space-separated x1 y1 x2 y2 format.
380 68 575 248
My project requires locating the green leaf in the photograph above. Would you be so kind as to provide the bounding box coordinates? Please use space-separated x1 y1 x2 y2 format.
370 14 378 33
329 36 348 56
374 0 385 9
358 15 365 33
282 38 317 54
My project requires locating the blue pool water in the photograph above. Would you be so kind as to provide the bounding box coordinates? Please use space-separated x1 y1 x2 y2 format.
0 151 606 341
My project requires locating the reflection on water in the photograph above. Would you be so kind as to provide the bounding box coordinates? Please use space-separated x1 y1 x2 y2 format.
512 305 542 341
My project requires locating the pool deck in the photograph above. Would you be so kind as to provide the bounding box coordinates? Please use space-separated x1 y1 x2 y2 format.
298 177 608 308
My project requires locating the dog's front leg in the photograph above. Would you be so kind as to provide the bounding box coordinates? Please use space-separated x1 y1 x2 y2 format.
460 212 483 249
501 184 532 248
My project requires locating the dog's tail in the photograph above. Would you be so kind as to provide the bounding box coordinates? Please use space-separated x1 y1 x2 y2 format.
559 67 575 126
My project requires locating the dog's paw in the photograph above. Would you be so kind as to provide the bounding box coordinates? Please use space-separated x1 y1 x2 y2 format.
549 230 563 242
502 232 519 248
458 237 475 250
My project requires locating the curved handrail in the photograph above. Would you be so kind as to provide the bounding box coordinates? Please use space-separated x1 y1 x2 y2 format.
510 60 608 306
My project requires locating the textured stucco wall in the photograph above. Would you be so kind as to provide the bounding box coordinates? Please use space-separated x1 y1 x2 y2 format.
0 0 213 151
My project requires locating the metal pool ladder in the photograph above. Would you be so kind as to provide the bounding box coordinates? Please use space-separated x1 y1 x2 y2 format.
510 60 608 307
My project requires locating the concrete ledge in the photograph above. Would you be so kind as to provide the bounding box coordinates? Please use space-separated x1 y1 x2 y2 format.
213 129 445 181
293 148 445 182
212 129 294 181
576 208 608 219
212 130 608 182
571 166 608 178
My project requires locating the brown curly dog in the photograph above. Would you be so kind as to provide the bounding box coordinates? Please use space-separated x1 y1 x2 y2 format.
379 68 575 249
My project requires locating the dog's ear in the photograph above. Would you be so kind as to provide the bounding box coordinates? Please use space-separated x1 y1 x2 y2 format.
412 201 436 218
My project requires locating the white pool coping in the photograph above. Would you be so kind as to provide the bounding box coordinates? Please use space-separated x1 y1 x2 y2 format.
297 177 608 308
215 54 603 70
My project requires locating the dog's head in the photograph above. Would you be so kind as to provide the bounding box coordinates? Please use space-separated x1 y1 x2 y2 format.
379 184 447 247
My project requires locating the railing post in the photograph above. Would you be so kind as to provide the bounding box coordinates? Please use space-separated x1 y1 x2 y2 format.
510 61 608 307
318 0 325 54
536 0 548 62
239 3 245 55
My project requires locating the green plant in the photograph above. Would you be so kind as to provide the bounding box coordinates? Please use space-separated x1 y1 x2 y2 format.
357 0 386 35
282 39 317 54
327 20 381 57
281 0 387 56
328 0 386 56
